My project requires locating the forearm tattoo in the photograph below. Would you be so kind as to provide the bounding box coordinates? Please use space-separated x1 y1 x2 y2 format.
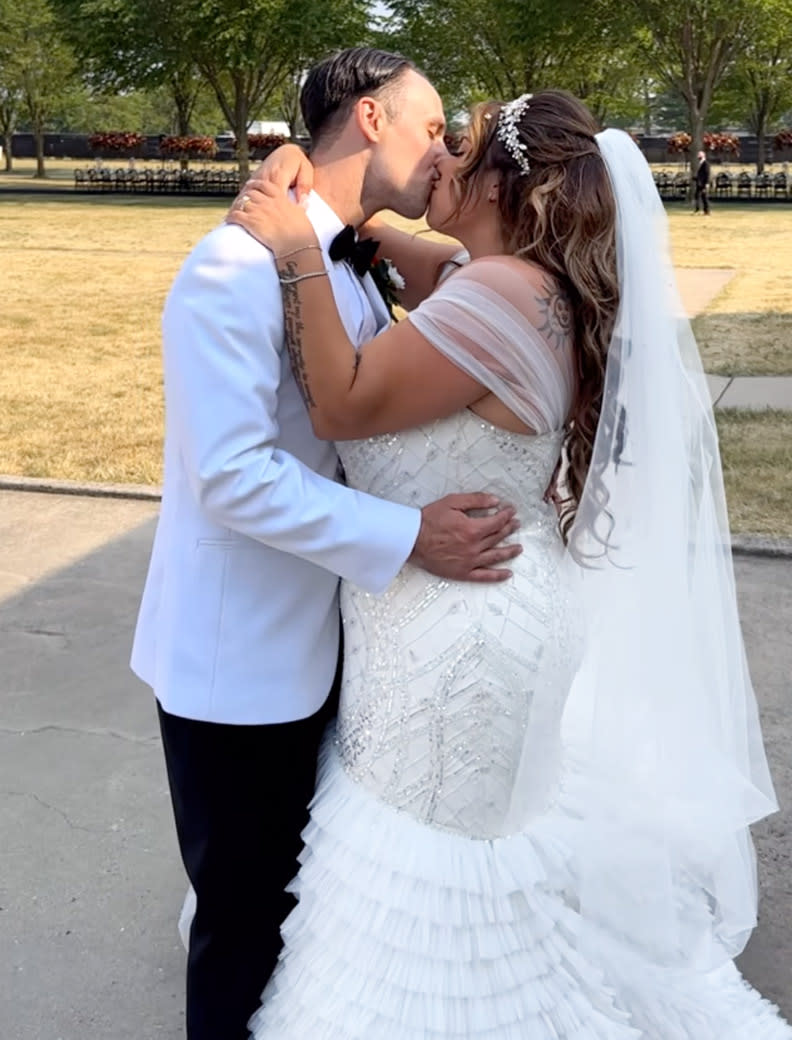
279 259 315 408
535 279 572 350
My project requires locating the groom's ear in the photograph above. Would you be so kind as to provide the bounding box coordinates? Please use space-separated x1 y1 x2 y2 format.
355 96 387 144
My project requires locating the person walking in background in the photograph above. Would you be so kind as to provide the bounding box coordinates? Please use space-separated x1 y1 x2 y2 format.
695 148 711 214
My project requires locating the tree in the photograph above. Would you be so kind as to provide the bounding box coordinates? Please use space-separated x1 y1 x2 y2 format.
0 1 24 172
619 0 762 169
0 83 21 170
385 0 577 106
56 0 207 139
58 0 370 180
182 0 370 178
0 0 77 176
384 0 646 127
719 0 792 171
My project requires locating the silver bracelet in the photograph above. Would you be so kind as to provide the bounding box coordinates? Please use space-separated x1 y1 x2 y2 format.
274 244 322 260
278 269 329 285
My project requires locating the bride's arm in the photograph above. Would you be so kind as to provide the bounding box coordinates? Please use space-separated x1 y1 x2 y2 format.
242 144 463 310
228 185 487 441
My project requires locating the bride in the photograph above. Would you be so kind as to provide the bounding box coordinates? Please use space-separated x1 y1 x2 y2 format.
226 89 790 1038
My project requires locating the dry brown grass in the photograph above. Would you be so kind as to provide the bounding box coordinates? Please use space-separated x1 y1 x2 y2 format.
0 195 226 482
1 193 790 539
666 204 792 376
716 410 792 536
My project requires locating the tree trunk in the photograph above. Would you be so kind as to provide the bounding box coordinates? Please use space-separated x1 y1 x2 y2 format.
643 80 652 137
34 122 45 178
171 74 196 172
234 94 250 184
755 111 768 175
2 132 12 171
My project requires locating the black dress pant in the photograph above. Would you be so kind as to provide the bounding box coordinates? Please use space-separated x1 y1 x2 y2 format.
695 183 710 213
157 656 340 1040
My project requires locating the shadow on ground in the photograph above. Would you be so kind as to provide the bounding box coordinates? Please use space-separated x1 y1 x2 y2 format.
0 505 789 1037
0 516 185 1040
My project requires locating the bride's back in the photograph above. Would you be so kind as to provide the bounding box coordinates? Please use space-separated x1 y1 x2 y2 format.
336 414 581 840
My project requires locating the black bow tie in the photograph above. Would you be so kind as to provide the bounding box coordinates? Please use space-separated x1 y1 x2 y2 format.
329 224 380 277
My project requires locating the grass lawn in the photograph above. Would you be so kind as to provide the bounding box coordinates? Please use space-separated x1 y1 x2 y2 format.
664 202 792 376
716 410 792 536
0 186 790 534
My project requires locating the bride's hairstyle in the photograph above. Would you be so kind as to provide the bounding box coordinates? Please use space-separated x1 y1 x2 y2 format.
451 90 619 548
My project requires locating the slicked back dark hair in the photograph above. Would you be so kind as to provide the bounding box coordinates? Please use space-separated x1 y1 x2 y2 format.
300 46 417 146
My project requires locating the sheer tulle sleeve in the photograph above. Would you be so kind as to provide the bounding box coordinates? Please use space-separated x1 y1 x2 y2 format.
407 259 575 432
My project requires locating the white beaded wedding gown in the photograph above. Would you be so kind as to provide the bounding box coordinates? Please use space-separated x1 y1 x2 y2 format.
247 262 791 1039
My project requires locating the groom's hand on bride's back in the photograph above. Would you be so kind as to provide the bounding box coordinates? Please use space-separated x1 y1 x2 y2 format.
410 494 522 583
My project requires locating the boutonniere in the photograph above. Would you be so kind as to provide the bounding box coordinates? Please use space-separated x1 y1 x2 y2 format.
368 255 405 319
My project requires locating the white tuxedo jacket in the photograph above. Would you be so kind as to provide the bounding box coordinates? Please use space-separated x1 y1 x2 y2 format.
131 194 420 724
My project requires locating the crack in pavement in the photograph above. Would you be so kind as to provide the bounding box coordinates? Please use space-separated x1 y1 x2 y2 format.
713 376 734 407
0 725 159 745
1 789 104 833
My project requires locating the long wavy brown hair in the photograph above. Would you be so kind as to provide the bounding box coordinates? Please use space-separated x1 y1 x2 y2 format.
447 90 619 553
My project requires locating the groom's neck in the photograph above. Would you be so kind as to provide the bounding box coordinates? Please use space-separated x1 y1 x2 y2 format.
312 150 372 229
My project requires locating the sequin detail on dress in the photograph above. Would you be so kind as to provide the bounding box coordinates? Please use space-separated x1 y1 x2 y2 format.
335 415 575 838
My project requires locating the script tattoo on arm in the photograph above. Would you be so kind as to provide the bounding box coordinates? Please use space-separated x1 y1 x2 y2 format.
535 278 572 351
279 259 315 408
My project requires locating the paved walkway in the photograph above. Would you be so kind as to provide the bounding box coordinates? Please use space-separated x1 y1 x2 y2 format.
707 373 792 409
0 488 790 1038
677 267 792 411
0 260 789 1035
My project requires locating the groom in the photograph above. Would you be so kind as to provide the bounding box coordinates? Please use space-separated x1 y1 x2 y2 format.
131 46 520 1040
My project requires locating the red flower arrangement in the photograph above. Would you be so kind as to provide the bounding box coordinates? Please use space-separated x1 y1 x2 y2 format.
703 132 740 157
160 135 217 159
667 132 692 155
88 131 145 154
773 129 792 150
236 133 288 156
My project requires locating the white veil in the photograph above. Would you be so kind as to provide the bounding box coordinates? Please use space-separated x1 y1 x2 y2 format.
562 129 778 968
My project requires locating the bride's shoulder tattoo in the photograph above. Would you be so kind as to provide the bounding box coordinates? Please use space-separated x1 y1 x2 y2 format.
534 278 572 350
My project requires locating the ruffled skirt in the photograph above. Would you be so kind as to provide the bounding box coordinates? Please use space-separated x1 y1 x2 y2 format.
247 742 790 1039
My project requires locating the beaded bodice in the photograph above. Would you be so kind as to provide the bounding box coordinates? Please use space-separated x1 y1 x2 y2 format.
336 411 582 839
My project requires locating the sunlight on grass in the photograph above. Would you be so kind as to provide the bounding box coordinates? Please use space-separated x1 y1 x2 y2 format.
0 196 226 484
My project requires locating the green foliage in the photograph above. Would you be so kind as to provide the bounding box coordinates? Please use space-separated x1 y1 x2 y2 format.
54 0 371 176
612 0 766 164
714 0 792 168
0 0 79 173
383 0 649 126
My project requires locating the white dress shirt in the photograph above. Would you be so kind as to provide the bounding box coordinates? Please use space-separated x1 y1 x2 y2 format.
131 193 420 724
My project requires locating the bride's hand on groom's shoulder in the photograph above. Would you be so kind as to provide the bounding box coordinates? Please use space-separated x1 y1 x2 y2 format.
228 143 313 219
226 181 315 255
226 142 316 250
250 143 314 203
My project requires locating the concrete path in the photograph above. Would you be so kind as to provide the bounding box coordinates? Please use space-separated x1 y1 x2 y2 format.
708 374 792 410
0 488 790 1038
677 266 735 318
675 267 792 411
